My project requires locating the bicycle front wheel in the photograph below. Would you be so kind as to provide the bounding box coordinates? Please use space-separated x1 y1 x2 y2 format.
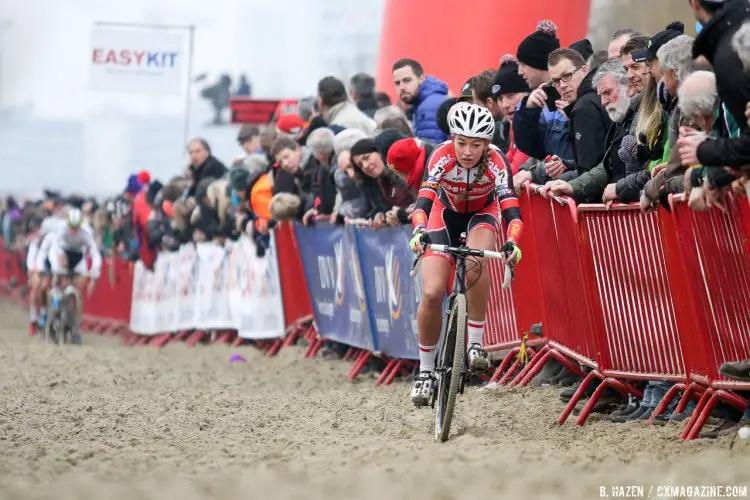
435 293 467 443
60 291 79 345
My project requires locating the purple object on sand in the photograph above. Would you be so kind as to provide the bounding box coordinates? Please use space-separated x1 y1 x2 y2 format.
229 353 247 364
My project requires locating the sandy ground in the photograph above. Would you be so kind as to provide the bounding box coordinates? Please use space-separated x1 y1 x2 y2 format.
0 302 749 500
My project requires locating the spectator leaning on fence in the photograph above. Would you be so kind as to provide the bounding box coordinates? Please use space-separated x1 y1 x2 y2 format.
541 59 638 203
270 136 321 221
611 24 682 204
678 0 750 193
329 129 370 224
542 48 611 189
350 132 415 227
302 127 339 224
392 58 449 144
641 34 700 211
317 76 377 137
512 20 574 188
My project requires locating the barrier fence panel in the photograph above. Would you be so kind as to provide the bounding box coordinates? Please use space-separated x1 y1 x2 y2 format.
525 188 603 367
294 222 377 352
579 205 686 381
129 235 285 339
354 226 419 360
670 196 750 383
275 222 314 330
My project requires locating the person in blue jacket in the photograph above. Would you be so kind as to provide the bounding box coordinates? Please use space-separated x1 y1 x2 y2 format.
512 20 574 167
392 58 449 144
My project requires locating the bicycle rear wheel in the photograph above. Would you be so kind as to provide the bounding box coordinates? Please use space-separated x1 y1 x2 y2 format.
435 292 467 442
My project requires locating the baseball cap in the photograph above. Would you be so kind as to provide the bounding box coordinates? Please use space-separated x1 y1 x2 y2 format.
631 21 685 63
276 114 305 135
458 78 474 102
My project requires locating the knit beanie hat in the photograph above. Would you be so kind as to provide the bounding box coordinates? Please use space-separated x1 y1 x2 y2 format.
350 138 378 158
374 128 408 159
229 167 250 193
437 97 458 137
517 20 560 71
569 39 594 61
125 174 142 195
492 55 531 97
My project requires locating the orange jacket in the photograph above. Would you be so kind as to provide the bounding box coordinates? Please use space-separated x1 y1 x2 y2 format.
248 173 273 232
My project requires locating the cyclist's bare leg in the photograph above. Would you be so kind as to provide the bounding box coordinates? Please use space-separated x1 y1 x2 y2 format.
28 272 39 326
417 255 453 364
465 228 496 370
412 254 452 405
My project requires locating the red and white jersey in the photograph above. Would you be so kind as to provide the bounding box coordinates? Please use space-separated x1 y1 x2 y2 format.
416 141 515 214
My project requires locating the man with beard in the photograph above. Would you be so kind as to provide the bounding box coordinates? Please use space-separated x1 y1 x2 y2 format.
392 58 449 144
540 59 638 203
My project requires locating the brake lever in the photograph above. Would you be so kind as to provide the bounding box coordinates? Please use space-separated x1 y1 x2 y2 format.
410 254 422 278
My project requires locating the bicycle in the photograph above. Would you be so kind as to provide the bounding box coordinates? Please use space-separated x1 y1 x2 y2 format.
43 271 90 345
411 232 515 442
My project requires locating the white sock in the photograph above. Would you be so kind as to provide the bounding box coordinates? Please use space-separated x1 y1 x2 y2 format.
418 343 438 373
29 304 37 322
468 319 486 347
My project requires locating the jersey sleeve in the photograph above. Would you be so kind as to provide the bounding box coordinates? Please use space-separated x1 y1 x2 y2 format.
412 145 449 231
490 149 523 243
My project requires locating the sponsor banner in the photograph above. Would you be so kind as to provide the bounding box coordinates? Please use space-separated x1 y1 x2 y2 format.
355 227 420 360
129 235 284 339
89 27 185 95
294 222 376 351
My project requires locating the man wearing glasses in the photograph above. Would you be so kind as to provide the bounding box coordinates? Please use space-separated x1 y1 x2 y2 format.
511 20 575 190
514 46 610 190
542 48 611 183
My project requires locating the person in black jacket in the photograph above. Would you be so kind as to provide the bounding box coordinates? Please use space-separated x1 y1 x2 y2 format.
270 135 321 219
545 48 611 182
541 59 638 202
678 0 750 187
185 138 228 199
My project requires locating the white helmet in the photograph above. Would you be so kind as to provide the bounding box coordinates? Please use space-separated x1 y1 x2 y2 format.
448 103 495 140
66 208 83 228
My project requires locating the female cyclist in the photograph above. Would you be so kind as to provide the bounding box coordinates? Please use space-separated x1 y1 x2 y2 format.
409 102 523 407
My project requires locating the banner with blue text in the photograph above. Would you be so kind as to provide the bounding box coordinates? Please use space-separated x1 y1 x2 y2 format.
355 227 420 360
294 223 376 352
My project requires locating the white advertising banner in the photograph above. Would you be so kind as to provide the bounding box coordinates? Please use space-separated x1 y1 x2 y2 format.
130 235 285 339
89 27 186 95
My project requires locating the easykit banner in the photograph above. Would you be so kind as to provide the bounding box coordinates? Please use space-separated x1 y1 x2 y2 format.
129 235 284 339
354 227 420 360
89 27 186 95
293 222 376 352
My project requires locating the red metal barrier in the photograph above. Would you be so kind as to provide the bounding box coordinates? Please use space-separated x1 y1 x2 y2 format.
81 258 132 333
275 222 314 348
666 195 750 440
561 205 689 425
485 191 546 383
510 187 602 389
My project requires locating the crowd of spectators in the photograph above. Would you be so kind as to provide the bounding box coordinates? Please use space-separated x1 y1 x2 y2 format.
2 0 750 439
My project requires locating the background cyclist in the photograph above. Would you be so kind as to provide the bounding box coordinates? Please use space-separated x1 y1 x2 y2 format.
35 208 102 341
409 102 524 407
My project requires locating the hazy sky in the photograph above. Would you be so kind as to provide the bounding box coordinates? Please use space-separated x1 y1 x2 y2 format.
0 0 383 195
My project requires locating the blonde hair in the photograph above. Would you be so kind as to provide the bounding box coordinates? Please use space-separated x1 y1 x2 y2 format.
269 193 301 221
635 78 665 150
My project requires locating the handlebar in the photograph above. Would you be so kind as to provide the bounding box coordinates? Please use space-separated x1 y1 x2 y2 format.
409 244 515 289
